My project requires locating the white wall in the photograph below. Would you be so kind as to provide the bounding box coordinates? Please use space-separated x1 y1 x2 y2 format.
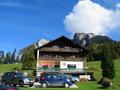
60 61 83 69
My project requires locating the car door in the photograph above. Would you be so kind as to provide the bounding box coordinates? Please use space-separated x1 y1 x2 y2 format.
10 73 16 84
46 74 55 86
10 73 19 85
52 74 64 87
5 73 12 84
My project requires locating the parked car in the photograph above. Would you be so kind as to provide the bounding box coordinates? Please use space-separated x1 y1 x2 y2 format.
39 72 72 88
0 84 19 90
1 72 34 87
71 76 79 82
63 74 79 83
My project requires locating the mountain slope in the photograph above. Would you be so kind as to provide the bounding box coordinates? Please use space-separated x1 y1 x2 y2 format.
90 35 114 44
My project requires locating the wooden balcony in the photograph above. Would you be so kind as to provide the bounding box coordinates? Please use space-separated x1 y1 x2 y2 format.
39 47 79 53
39 56 86 61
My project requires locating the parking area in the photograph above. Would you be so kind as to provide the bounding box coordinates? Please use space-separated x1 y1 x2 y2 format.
0 71 95 89
0 72 80 89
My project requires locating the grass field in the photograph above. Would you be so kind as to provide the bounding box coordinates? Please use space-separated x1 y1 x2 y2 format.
0 63 32 74
0 60 120 90
0 63 22 73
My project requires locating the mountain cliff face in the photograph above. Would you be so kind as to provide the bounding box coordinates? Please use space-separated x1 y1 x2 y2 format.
73 33 114 46
73 33 95 45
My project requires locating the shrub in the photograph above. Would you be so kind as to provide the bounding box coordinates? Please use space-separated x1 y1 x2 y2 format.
102 78 112 88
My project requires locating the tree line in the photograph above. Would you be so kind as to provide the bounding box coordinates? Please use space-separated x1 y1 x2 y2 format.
0 49 19 64
87 41 120 61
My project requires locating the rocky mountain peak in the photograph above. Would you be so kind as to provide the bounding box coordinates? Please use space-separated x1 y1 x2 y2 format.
73 33 95 46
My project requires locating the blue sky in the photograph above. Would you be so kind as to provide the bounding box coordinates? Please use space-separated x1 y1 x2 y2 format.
0 0 120 53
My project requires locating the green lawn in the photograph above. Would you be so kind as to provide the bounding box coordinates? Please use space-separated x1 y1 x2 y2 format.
0 63 33 74
0 60 120 90
0 63 22 73
20 82 120 90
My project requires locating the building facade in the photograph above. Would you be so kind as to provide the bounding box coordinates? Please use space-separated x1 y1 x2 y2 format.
36 36 89 74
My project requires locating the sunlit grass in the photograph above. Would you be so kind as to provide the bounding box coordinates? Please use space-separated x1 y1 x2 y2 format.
0 63 22 73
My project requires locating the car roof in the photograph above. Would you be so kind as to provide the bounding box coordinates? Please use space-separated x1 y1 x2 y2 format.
5 71 22 73
45 72 62 74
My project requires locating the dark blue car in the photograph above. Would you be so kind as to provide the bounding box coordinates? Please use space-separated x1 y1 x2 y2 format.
39 72 72 88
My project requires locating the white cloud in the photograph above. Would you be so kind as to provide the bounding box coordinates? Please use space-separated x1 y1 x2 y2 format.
64 0 120 35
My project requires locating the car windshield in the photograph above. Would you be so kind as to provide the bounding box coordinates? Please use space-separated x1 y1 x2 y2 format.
63 74 72 79
58 74 63 77
55 74 63 79
16 72 25 77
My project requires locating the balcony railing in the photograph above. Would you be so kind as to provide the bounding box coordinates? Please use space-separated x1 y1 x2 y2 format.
37 67 85 73
39 47 79 52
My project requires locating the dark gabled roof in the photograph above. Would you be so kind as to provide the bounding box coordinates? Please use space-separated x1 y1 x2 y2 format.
36 36 89 53
37 36 77 49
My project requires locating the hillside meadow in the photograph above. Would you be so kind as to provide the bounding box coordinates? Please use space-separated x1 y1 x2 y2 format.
0 63 22 73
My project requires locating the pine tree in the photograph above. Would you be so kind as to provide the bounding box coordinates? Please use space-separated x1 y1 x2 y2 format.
101 44 115 79
0 51 5 64
21 45 36 70
11 49 16 63
5 52 11 64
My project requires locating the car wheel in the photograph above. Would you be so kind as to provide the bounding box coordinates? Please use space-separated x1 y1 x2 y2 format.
42 83 48 88
19 81 24 87
64 83 69 88
29 84 33 87
2 81 7 85
13 84 17 87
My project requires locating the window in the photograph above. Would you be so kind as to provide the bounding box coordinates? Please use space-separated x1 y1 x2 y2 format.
5 73 11 76
53 74 61 79
47 75 53 79
67 64 76 69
